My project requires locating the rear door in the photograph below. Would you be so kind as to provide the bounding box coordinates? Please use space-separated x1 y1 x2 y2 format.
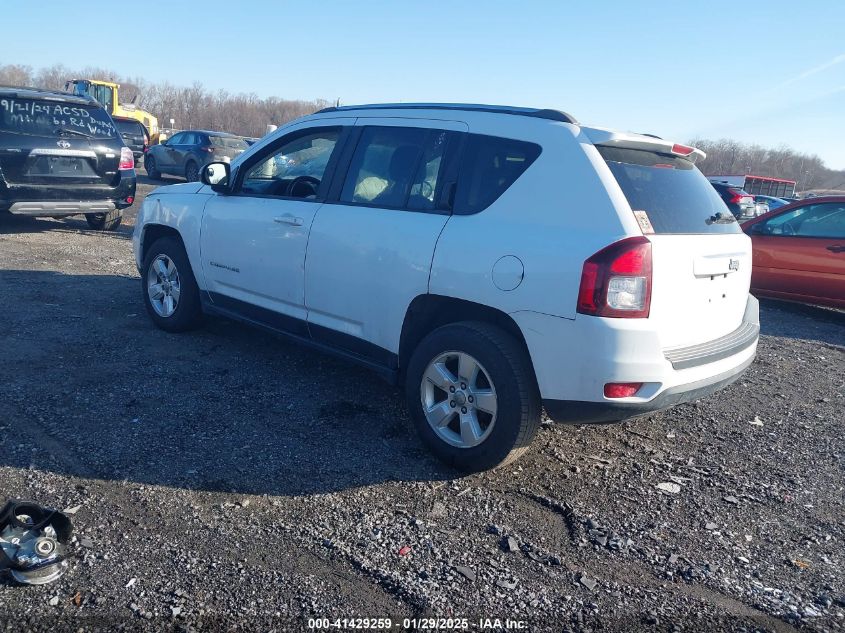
748 202 845 305
599 146 752 349
0 96 121 195
304 118 465 360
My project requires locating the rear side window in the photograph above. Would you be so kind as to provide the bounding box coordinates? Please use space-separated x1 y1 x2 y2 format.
340 126 447 210
600 147 741 234
453 135 541 214
0 96 117 139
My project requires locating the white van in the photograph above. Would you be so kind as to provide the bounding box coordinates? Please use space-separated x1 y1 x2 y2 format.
132 103 759 471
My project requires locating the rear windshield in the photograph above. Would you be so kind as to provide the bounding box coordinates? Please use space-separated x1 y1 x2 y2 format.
0 96 117 139
210 135 248 150
600 147 741 234
114 119 144 136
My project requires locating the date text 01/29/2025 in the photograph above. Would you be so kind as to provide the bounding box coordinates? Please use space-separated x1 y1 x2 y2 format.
307 617 529 630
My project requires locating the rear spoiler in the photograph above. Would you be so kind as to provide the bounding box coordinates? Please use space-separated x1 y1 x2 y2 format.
583 127 706 163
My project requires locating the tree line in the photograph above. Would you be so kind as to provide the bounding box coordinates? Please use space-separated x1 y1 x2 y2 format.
688 138 845 194
0 63 328 139
2 62 843 192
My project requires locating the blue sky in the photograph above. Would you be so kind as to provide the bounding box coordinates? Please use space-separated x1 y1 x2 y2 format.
3 0 844 168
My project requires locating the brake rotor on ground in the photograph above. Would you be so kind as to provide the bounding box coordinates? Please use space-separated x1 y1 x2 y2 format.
0 501 73 586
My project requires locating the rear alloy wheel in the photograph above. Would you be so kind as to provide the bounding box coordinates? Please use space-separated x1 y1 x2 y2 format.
85 209 122 231
405 321 541 472
185 161 199 183
141 236 203 332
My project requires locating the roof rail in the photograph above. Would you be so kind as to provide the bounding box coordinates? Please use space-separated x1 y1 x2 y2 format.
315 103 578 124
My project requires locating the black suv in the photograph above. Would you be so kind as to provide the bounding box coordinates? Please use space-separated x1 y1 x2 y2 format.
113 116 149 166
144 130 248 182
0 86 136 230
709 181 757 221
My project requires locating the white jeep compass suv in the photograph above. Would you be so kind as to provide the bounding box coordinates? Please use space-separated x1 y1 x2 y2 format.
132 103 759 472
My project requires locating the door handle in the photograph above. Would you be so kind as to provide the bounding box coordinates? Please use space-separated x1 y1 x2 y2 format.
827 245 845 253
274 214 303 226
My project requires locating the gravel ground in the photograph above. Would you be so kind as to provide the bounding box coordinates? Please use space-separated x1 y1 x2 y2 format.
0 171 843 632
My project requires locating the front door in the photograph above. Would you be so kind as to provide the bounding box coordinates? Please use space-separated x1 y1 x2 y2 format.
200 121 354 331
750 201 845 304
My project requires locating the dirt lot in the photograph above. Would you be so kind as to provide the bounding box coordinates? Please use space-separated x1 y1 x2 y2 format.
1 171 843 632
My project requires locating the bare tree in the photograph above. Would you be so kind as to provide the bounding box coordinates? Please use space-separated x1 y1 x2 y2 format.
0 62 327 138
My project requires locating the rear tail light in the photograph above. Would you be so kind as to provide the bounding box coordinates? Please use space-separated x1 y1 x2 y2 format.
577 236 652 318
604 382 643 398
118 147 134 170
728 191 753 205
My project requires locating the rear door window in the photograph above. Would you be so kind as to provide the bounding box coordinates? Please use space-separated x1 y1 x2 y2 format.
599 146 741 234
453 135 541 214
340 126 447 210
0 96 117 139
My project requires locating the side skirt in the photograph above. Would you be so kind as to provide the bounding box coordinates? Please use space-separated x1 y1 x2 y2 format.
200 291 400 385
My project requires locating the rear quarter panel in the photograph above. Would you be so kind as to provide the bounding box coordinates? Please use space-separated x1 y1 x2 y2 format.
430 119 639 320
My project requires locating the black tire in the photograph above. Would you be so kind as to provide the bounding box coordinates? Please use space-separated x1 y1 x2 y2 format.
141 236 203 332
85 209 123 231
405 321 541 472
185 161 199 182
145 155 162 180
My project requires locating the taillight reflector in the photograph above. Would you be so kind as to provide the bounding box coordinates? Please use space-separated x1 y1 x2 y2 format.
604 382 643 398
577 237 652 318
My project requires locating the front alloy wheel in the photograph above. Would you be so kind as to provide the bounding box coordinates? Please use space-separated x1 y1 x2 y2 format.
140 236 202 332
421 351 497 448
147 254 181 317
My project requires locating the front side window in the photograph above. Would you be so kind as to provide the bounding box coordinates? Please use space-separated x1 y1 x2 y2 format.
168 132 185 145
241 127 340 199
453 134 541 214
340 126 446 209
755 203 845 238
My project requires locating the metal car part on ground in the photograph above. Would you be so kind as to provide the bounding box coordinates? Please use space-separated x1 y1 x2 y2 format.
0 500 73 585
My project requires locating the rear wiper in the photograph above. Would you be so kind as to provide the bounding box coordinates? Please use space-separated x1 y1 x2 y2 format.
54 127 93 139
706 212 737 225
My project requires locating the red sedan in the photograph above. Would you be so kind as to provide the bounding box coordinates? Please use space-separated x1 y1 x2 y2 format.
742 196 845 309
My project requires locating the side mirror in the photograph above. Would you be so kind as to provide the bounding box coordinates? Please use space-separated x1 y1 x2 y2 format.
202 161 231 193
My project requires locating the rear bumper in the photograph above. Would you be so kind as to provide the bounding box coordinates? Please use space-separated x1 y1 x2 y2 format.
513 294 760 424
543 353 755 423
0 176 136 216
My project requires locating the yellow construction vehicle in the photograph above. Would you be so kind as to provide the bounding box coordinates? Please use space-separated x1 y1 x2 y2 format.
65 79 160 143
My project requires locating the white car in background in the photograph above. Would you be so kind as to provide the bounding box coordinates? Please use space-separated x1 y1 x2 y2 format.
132 103 759 471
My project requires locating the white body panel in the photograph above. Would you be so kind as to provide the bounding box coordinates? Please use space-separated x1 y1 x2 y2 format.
132 182 209 275
133 105 758 416
200 196 321 320
304 117 467 352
